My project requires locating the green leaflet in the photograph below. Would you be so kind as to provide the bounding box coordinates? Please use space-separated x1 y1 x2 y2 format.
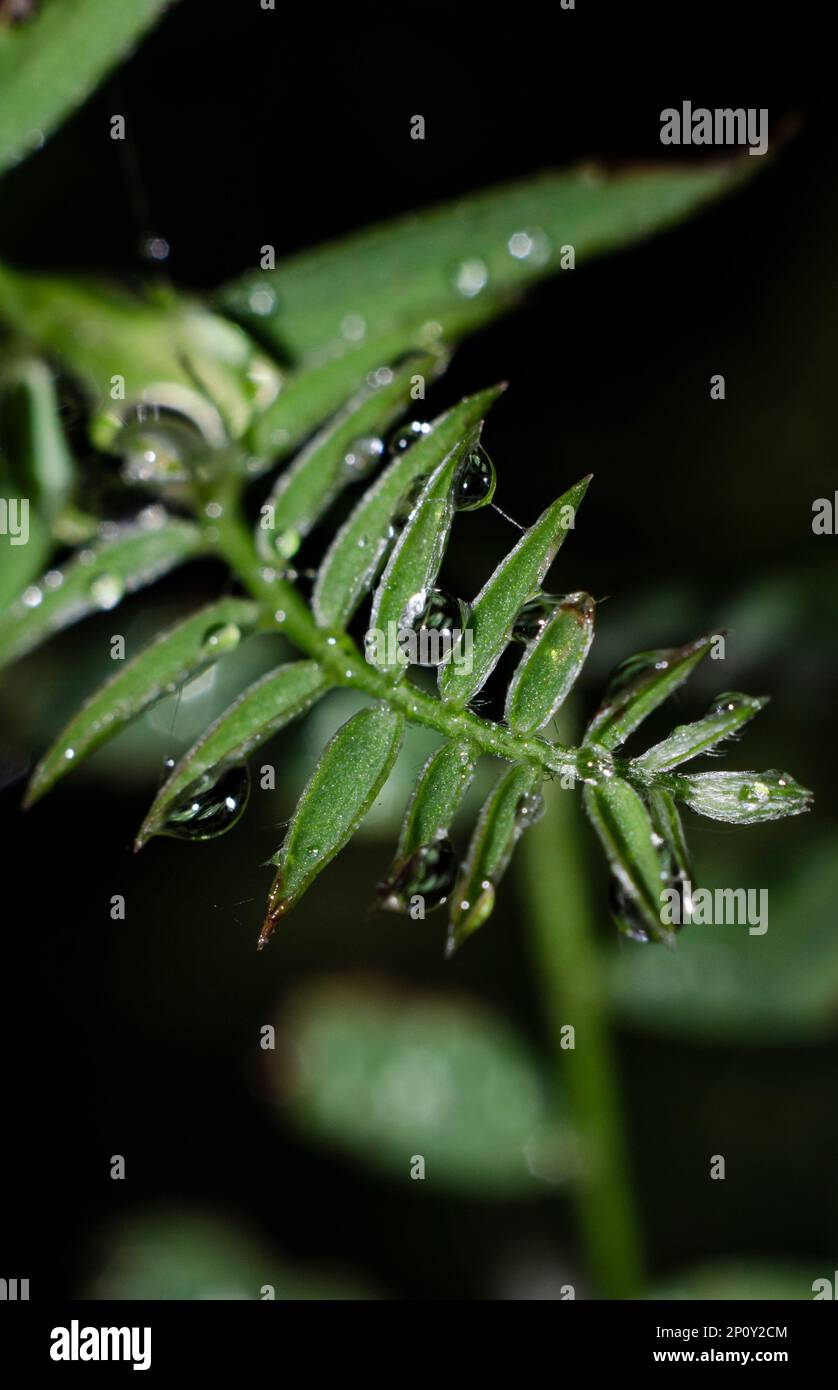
0 358 75 519
584 634 714 751
222 163 750 362
0 518 208 671
396 738 480 857
583 778 671 944
448 761 542 955
246 299 494 462
0 266 279 449
261 704 404 944
674 769 813 825
647 787 693 885
504 592 596 734
0 0 168 178
368 438 471 671
439 476 590 708
25 598 259 807
256 356 431 563
631 692 768 773
0 493 50 609
136 660 329 848
313 384 504 631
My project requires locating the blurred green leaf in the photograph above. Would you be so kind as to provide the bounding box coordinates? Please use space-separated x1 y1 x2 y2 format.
257 356 432 562
313 384 503 631
650 1259 822 1301
0 492 50 607
136 659 329 848
504 591 595 734
0 0 169 180
608 833 838 1043
274 979 571 1196
85 1208 372 1300
223 163 750 363
0 266 278 448
448 761 542 954
0 357 75 518
0 517 208 671
25 597 259 806
584 635 713 751
439 476 590 708
262 704 404 941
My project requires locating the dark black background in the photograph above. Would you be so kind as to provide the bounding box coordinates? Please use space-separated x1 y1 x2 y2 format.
1 1 835 1302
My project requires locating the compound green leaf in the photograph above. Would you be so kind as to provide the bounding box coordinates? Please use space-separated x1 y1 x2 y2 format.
25 597 259 806
136 659 330 848
0 517 208 671
439 476 590 708
313 384 503 630
261 704 404 943
504 591 595 734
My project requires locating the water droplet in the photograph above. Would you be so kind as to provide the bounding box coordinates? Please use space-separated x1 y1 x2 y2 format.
405 588 471 667
202 622 241 655
89 573 124 611
64 748 75 761
511 592 561 644
708 692 755 717
507 228 552 265
393 476 428 526
515 792 545 828
161 763 251 841
44 570 64 590
204 501 223 520
376 838 458 913
118 407 205 485
138 504 167 530
453 444 496 511
143 236 170 262
275 528 300 559
342 434 384 478
389 420 432 453
341 313 366 342
451 257 489 298
608 878 652 944
22 585 42 608
248 286 276 316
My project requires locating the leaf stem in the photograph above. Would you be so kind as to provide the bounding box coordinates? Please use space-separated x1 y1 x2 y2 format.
520 775 645 1298
210 503 614 783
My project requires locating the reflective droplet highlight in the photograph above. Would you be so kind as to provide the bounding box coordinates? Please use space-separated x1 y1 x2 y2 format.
453 444 496 511
161 763 251 841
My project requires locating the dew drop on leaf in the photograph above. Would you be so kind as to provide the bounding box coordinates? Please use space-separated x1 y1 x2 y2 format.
388 420 432 453
608 878 652 944
377 838 459 913
89 572 124 611
404 588 471 667
201 622 242 656
708 692 758 716
161 763 251 841
453 444 496 511
511 592 561 644
342 435 384 478
450 257 489 298
515 792 545 828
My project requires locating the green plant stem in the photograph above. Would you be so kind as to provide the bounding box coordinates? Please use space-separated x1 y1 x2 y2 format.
211 504 617 782
521 776 645 1298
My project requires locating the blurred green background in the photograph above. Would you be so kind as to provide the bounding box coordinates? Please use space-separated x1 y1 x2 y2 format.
0 4 835 1299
